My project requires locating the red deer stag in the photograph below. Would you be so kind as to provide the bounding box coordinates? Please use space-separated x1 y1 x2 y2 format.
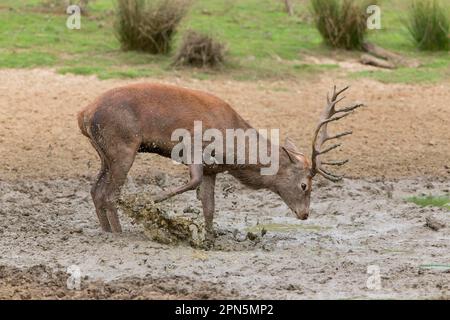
78 84 363 237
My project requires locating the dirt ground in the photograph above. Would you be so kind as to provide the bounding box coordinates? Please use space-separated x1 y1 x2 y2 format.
1 69 449 180
0 69 449 299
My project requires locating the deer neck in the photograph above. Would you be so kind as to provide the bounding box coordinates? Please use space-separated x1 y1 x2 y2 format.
226 129 284 190
229 165 276 190
228 146 287 191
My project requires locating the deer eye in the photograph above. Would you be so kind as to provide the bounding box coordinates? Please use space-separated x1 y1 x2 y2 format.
301 183 307 191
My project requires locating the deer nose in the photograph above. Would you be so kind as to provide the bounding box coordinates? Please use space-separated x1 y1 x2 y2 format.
295 210 309 220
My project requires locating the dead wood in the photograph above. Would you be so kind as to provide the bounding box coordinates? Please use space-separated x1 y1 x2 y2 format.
360 53 396 69
362 42 420 68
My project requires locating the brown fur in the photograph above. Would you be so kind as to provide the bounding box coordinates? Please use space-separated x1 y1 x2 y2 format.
78 83 312 235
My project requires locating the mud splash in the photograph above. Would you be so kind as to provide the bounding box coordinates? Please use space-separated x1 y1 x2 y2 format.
119 193 207 248
118 190 269 251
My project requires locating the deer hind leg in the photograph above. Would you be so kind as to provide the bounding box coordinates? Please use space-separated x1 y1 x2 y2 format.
100 143 137 233
90 142 112 232
90 137 138 233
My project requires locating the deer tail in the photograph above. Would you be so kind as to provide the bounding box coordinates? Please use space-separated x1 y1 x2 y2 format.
77 110 91 138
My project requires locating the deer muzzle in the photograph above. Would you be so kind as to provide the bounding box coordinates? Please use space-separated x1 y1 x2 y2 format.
294 208 309 220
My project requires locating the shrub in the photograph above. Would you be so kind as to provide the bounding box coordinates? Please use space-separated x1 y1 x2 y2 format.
173 31 227 68
115 0 189 54
311 0 369 50
406 0 449 51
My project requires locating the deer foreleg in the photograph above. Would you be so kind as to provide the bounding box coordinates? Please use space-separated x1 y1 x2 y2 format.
198 174 216 236
153 164 203 203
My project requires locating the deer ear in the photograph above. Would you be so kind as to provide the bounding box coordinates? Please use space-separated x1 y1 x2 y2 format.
282 146 297 163
284 137 299 153
282 137 304 163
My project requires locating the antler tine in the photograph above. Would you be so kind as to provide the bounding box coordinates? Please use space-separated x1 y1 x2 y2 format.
324 110 354 124
310 85 362 182
316 111 352 137
324 86 350 119
324 130 352 142
321 159 349 166
312 111 354 145
336 103 365 114
318 143 341 155
333 86 350 100
317 168 343 182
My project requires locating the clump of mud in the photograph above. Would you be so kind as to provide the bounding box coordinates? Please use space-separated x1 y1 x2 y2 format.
118 190 270 251
118 193 207 248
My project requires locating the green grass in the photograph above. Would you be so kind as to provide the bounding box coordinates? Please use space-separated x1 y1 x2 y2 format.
406 195 450 210
0 51 57 68
0 0 448 81
406 0 449 51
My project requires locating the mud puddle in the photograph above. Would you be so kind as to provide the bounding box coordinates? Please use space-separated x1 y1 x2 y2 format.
0 174 449 299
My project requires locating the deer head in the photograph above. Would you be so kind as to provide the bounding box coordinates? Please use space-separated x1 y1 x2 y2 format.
274 86 364 220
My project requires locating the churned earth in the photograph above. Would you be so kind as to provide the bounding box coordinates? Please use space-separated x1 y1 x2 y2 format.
0 175 449 299
0 69 449 299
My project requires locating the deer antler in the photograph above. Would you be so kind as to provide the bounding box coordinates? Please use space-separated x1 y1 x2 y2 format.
310 86 364 182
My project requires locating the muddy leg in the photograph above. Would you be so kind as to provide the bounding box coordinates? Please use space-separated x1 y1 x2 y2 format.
198 174 216 242
101 146 137 233
91 164 112 232
153 164 203 203
90 140 112 232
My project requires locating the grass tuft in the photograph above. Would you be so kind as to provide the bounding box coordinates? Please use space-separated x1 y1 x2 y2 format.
114 0 189 54
407 195 450 209
310 0 369 50
406 0 449 51
173 30 227 68
0 0 448 82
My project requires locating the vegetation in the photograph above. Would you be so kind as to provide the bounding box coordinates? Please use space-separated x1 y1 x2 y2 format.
173 30 226 67
310 0 369 50
0 0 448 81
406 0 449 51
407 195 450 210
115 0 189 54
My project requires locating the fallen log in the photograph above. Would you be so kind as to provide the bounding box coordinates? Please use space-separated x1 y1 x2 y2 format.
360 53 396 69
363 42 420 68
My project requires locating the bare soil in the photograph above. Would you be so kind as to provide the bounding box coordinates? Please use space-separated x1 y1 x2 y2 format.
0 175 449 299
0 69 449 299
1 69 449 180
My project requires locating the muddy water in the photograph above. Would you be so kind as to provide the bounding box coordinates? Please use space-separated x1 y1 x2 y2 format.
0 174 449 299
